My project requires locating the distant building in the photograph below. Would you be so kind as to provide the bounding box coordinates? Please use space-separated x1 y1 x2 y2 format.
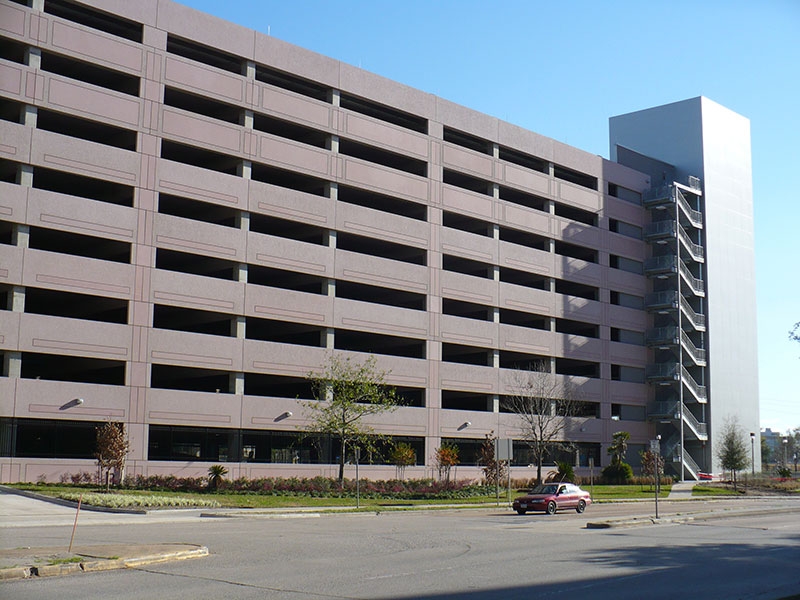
762 428 784 465
0 0 758 482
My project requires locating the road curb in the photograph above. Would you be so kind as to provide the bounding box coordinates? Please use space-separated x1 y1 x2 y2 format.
0 485 147 514
0 546 209 581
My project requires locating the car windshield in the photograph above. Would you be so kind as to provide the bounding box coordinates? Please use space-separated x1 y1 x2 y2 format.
530 485 559 495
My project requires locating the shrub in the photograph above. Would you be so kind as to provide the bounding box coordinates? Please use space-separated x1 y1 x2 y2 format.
547 461 574 483
775 465 792 479
207 464 228 491
601 462 633 484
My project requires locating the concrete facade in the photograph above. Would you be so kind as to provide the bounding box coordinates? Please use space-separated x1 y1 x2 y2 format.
0 0 757 482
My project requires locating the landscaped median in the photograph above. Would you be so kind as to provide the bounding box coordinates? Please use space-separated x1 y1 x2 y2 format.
0 544 208 582
6 479 674 511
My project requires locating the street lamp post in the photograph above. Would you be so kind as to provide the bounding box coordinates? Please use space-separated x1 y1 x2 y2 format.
783 438 789 466
750 432 755 476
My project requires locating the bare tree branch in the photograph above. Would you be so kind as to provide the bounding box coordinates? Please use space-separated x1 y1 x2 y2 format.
503 361 584 484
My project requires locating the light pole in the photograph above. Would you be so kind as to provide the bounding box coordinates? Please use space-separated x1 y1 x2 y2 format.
783 438 789 466
750 432 755 476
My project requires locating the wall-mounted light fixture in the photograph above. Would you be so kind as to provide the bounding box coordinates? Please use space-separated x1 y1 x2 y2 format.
457 421 471 431
59 398 84 411
275 411 293 422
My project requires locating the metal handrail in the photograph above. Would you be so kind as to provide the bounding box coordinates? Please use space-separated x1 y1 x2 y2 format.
646 363 679 380
681 330 707 364
645 255 677 272
682 449 702 477
682 407 708 438
678 223 704 261
681 366 707 402
679 260 705 295
675 188 703 228
645 290 678 309
650 401 679 419
646 326 679 346
644 221 676 238
680 296 706 330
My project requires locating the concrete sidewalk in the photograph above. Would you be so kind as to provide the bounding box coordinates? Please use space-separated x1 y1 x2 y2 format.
0 543 208 581
667 481 698 499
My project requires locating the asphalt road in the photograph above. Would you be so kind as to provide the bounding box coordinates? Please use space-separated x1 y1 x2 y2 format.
2 496 800 599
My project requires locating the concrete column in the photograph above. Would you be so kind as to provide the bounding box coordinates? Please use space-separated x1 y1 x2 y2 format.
8 286 25 312
3 353 21 378
238 159 252 179
230 372 245 395
25 46 41 69
17 165 33 187
322 327 335 350
12 224 29 248
21 104 37 127
232 315 246 338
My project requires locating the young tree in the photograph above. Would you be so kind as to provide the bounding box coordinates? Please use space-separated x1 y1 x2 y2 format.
602 431 633 484
503 362 583 484
716 417 750 490
95 421 129 491
479 431 508 487
640 449 665 491
435 443 459 484
303 354 399 482
607 431 630 466
390 442 416 480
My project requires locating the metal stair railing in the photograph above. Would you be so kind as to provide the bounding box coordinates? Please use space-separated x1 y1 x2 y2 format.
681 450 702 480
680 330 707 365
679 260 705 296
646 326 679 346
675 187 703 229
650 401 680 420
680 296 706 330
646 290 678 310
645 255 677 274
681 366 708 403
678 223 704 262
681 407 708 439
644 220 676 239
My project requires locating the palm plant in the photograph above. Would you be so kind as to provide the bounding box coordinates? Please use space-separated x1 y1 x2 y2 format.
207 464 228 492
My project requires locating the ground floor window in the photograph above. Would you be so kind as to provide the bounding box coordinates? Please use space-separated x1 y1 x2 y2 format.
0 418 100 458
148 424 424 466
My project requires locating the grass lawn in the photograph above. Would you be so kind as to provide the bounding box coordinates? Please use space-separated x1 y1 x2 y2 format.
692 485 743 497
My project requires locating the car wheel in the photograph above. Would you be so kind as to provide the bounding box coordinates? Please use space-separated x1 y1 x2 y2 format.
545 501 557 515
516 509 527 515
576 500 586 514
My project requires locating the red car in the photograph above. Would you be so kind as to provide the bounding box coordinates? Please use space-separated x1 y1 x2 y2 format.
512 483 592 515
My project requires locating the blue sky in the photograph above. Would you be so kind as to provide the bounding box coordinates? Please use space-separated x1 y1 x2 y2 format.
182 0 800 434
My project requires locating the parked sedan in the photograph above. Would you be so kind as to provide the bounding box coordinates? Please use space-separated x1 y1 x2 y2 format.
512 483 592 515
